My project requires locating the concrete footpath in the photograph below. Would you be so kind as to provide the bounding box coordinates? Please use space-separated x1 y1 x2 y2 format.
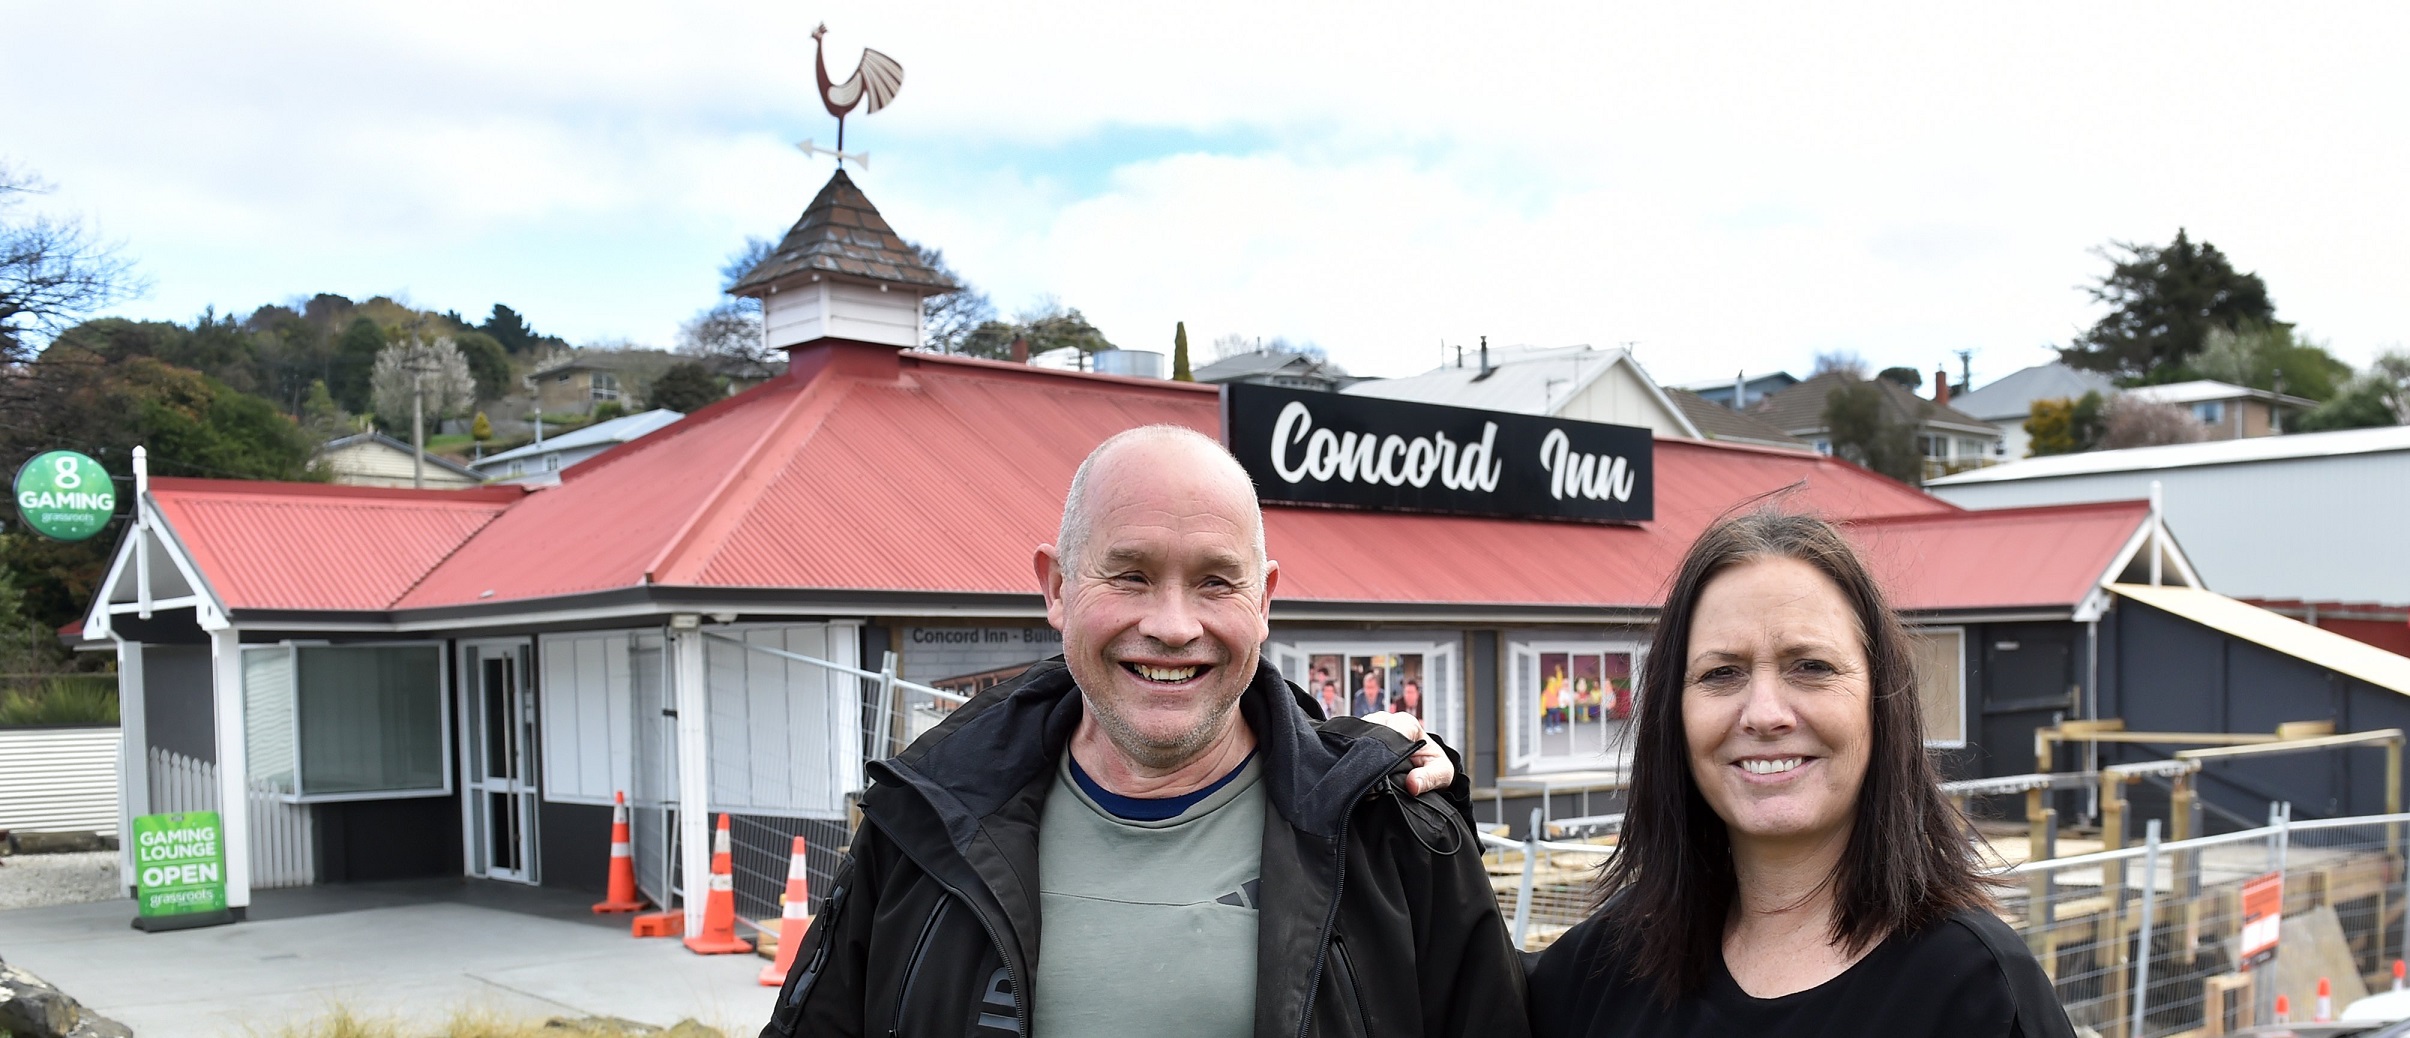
0 879 780 1036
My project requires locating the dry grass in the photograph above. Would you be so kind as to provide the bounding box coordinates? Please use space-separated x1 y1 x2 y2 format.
256 1006 724 1038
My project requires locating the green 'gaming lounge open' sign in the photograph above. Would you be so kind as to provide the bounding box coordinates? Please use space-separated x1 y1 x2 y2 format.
132 811 234 931
13 450 116 542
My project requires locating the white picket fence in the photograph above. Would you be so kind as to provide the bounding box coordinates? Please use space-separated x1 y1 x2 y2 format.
0 726 121 834
149 748 316 889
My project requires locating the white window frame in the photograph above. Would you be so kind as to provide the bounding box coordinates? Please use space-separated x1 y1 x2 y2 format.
243 640 455 803
1910 626 1969 748
1506 638 1647 775
1269 639 1462 756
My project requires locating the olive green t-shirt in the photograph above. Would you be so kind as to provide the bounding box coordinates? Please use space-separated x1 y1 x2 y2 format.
1033 751 1266 1038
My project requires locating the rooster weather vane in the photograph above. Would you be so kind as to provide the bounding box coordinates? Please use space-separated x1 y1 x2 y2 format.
797 23 903 170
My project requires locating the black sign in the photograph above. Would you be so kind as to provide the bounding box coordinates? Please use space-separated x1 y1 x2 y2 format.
1220 383 1654 523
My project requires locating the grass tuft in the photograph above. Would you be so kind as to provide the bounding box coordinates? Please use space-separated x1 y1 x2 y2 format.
0 676 119 726
257 1006 725 1038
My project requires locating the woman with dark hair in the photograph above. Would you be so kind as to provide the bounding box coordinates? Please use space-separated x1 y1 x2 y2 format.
1527 511 2074 1037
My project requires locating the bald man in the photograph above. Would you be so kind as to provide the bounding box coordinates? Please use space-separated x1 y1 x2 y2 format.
762 426 1526 1038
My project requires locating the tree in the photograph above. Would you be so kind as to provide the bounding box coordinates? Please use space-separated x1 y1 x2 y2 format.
369 334 477 432
957 320 1023 361
2024 391 2107 456
1875 366 1922 390
2294 378 2400 432
298 378 348 443
2099 397 2208 450
675 300 774 377
1 162 141 361
471 411 493 444
1812 350 1869 378
646 361 724 413
331 316 385 414
911 242 996 354
2060 229 2277 381
479 304 538 354
1822 382 1920 483
2377 350 2410 424
1015 299 1115 356
2194 323 2350 402
452 330 513 401
1172 322 1193 381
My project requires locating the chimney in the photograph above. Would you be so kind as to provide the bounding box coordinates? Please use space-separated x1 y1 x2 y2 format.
1733 370 1747 410
1934 368 1951 405
1011 336 1029 364
1479 336 1490 374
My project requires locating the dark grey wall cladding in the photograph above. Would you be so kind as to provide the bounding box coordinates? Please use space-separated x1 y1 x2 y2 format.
143 643 217 763
1469 630 1499 791
312 793 461 883
538 800 613 893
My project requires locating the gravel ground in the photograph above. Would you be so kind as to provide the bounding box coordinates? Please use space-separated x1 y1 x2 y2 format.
0 850 124 911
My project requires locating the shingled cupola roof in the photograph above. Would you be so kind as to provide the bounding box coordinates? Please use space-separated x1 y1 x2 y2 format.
729 170 958 297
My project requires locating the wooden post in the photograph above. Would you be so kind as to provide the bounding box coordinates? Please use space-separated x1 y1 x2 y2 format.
2104 774 2129 1038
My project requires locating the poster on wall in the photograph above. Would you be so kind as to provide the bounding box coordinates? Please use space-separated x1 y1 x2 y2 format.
1534 650 1635 763
1303 652 1429 721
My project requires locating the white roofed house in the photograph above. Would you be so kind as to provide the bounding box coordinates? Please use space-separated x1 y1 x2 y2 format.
1343 343 1702 438
470 408 684 485
2122 379 2317 441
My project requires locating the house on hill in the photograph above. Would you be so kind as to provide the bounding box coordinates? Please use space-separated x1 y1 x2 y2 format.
2122 379 2317 441
1752 370 2002 477
1192 349 1358 392
470 408 683 485
1664 388 1810 451
527 350 685 416
312 431 484 489
1948 362 2118 459
1344 344 1702 438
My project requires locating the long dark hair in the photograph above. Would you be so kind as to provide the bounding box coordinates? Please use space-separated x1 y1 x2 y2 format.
1594 510 1991 1000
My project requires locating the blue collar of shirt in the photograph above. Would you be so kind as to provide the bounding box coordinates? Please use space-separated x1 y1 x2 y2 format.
1069 749 1257 822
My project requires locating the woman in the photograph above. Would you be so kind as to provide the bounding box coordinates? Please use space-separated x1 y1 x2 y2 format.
1527 512 2074 1037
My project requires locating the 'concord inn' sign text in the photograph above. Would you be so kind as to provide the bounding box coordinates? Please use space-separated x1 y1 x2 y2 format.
1220 383 1654 523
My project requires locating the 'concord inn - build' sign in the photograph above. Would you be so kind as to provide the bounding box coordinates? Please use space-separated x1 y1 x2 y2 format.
1220 383 1654 524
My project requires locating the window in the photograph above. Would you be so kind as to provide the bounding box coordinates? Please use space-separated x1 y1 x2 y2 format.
591 373 621 402
1812 439 1832 455
1507 640 1645 774
1908 628 1966 746
2193 401 2224 424
1270 640 1461 754
507 460 524 477
704 624 862 820
1917 433 1947 459
243 643 450 800
544 453 561 472
538 631 658 805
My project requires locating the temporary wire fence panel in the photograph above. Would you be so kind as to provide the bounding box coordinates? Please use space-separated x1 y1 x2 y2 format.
147 748 316 889
705 625 860 820
726 812 853 936
0 726 119 834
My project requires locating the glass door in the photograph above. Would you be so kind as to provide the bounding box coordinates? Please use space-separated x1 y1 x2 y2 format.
461 640 540 884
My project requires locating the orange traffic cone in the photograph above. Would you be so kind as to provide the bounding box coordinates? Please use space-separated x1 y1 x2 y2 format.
684 813 753 955
759 836 815 985
593 791 645 913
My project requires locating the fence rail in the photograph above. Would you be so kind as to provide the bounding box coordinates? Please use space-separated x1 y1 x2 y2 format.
148 748 315 889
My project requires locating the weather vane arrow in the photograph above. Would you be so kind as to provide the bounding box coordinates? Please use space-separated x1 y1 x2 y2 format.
797 22 902 170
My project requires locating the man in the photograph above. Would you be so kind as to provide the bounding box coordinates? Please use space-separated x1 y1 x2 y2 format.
762 426 1525 1038
1352 667 1387 717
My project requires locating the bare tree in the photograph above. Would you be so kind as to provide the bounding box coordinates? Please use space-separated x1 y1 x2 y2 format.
911 242 993 354
1 161 142 361
1811 350 1868 378
2374 349 2410 424
676 300 774 377
2099 396 2208 450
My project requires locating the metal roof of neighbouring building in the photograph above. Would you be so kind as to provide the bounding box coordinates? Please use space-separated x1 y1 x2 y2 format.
128 340 2179 623
2111 583 2410 695
1664 389 1811 450
1750 371 1998 437
1927 423 2410 485
473 409 684 470
1947 362 2119 423
727 170 958 296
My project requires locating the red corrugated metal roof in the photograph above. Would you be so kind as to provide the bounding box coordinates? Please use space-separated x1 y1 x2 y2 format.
1843 500 2150 612
142 343 2139 617
148 478 523 611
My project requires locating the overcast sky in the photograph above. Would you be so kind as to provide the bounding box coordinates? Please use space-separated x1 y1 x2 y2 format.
8 2 2406 386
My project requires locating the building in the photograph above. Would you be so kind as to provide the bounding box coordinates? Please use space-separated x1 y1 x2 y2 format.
527 350 686 416
1947 362 2119 460
1927 425 2410 654
1192 349 1356 392
470 409 684 485
1343 344 1702 438
311 431 484 489
76 168 2410 940
1678 371 1800 411
1751 370 2002 477
1663 388 1811 451
2121 379 2318 441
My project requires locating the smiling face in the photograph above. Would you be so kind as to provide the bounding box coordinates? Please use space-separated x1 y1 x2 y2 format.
1038 433 1276 772
1681 556 1873 854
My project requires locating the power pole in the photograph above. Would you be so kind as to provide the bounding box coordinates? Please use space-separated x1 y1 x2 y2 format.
411 365 425 490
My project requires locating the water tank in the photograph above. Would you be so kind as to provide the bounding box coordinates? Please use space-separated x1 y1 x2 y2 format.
1089 350 1165 379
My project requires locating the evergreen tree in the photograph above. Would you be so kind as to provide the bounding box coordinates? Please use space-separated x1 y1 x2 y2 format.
331 316 385 414
471 411 493 443
2060 229 2277 381
645 362 724 413
1822 382 1920 483
480 304 535 354
1172 322 1193 381
2024 391 2107 456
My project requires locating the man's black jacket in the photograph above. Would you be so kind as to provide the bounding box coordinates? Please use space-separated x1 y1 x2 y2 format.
759 657 1530 1038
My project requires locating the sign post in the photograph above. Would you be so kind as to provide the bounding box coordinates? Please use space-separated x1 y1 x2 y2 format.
130 811 235 932
13 450 117 542
2240 870 2283 1025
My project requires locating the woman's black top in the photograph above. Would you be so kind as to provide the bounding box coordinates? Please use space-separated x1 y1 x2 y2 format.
1528 906 2079 1038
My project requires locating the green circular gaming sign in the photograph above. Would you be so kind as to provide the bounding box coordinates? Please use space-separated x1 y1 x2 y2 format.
13 451 117 541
